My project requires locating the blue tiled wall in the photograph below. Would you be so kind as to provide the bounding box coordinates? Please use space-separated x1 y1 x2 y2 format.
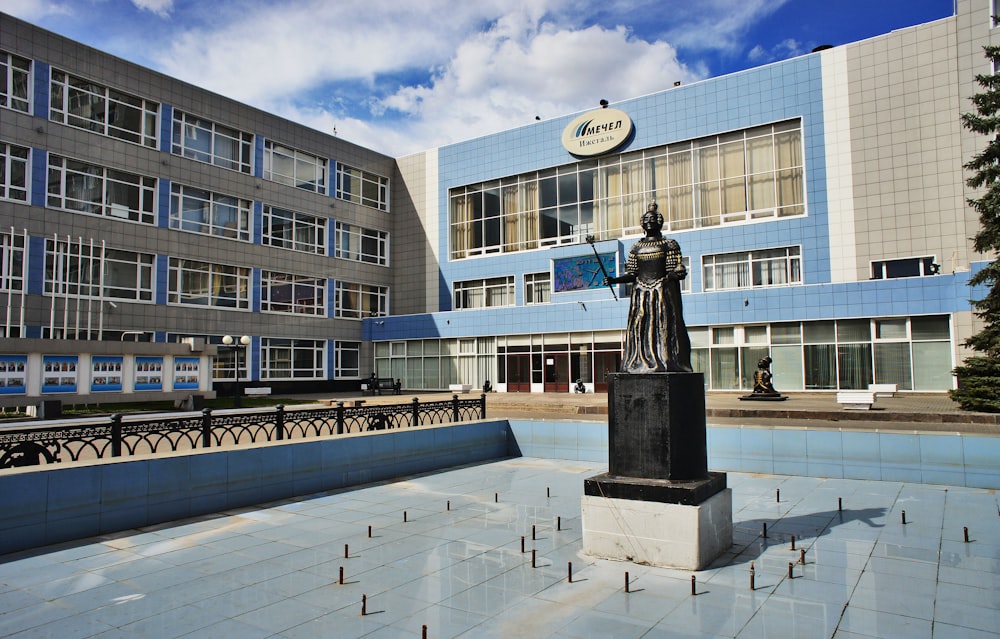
508 420 1000 490
4 419 996 557
0 420 512 556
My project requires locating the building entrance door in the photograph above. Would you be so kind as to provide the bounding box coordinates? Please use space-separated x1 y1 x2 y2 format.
544 354 569 392
594 352 620 393
506 354 531 392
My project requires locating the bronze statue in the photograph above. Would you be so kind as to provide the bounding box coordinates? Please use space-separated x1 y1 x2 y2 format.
740 355 786 401
604 203 692 374
751 357 779 395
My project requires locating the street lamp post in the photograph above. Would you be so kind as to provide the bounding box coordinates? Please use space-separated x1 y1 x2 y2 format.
222 335 251 408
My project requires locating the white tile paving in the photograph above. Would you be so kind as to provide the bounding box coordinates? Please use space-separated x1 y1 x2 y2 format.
0 458 998 638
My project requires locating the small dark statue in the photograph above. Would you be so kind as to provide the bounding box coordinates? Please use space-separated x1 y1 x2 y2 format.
604 203 692 373
741 355 787 401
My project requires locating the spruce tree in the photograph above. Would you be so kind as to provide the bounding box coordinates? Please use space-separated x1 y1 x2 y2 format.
951 44 1000 412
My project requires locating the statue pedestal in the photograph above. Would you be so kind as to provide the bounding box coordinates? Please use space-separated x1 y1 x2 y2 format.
582 372 732 570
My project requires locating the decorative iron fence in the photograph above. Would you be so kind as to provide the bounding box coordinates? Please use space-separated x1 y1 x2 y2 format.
0 395 487 469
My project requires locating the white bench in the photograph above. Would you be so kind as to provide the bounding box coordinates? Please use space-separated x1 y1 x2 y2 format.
243 387 272 396
449 384 473 394
868 383 898 398
836 391 876 410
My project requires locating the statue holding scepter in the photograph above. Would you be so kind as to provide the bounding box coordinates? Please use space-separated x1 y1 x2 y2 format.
604 202 692 374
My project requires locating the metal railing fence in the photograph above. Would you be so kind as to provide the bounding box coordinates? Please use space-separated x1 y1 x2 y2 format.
0 395 487 468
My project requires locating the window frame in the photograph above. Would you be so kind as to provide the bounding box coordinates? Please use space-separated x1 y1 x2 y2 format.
336 163 390 211
49 69 158 147
870 256 938 280
261 205 327 255
447 119 806 260
0 141 29 202
170 183 252 241
703 246 802 292
47 154 157 225
335 281 388 319
454 276 516 310
0 230 27 293
264 141 327 193
335 341 362 378
167 257 250 309
261 337 325 380
334 221 389 265
524 272 551 305
260 271 326 316
44 238 154 302
1 51 30 113
171 110 253 174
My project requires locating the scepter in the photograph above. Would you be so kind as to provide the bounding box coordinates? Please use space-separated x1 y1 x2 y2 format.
585 234 618 301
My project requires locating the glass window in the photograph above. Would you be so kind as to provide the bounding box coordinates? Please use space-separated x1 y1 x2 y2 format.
335 222 389 265
45 238 154 302
804 344 837 389
335 281 388 319
911 315 950 340
524 272 551 304
875 319 908 340
47 155 156 224
912 342 952 390
744 325 768 344
0 141 29 201
837 319 871 342
168 258 250 309
871 256 938 279
336 164 389 211
264 141 326 193
454 277 515 309
838 343 873 389
50 70 158 147
261 271 325 316
703 247 801 291
170 184 251 241
335 341 362 378
172 111 252 173
712 326 735 345
0 230 27 293
262 338 324 379
874 342 912 390
262 205 326 255
803 321 835 343
447 120 805 259
771 322 801 344
711 347 739 389
1 51 30 113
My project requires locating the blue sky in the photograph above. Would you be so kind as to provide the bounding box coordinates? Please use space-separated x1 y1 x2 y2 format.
7 0 953 156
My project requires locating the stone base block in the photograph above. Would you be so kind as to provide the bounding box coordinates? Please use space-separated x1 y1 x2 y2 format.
581 488 733 570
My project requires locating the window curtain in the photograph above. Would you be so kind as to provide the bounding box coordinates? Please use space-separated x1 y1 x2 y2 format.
621 159 644 232
602 162 623 237
451 194 471 258
667 149 694 230
837 343 873 390
775 130 804 216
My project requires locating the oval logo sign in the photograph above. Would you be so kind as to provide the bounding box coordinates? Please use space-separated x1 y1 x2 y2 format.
561 107 633 156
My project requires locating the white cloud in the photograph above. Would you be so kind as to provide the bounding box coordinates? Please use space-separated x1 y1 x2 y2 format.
2 0 73 20
18 0 787 155
657 0 792 54
746 38 805 65
370 17 697 154
131 0 173 18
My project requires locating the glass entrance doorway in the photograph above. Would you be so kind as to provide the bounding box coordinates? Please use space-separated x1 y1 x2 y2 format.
506 354 531 392
544 353 569 392
594 351 620 392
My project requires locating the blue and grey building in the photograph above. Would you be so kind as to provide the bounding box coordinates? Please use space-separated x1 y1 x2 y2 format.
0 0 995 401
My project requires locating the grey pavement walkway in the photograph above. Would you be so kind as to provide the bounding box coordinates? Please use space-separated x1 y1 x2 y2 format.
2 457 998 638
